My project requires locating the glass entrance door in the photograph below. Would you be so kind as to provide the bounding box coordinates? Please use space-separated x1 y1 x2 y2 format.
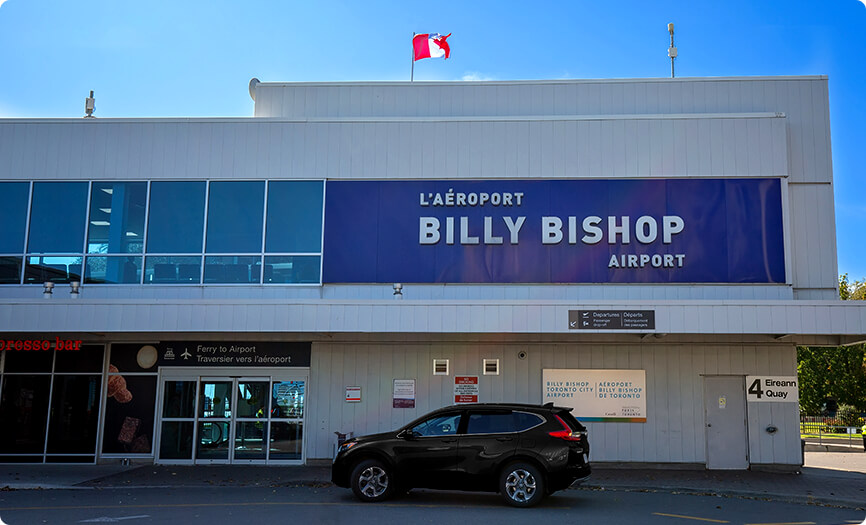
156 374 306 465
233 379 269 462
197 379 233 463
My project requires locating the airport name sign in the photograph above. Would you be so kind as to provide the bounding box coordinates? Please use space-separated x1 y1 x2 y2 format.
323 178 785 284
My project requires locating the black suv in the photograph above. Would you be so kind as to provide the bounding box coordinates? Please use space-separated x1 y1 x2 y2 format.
332 403 590 507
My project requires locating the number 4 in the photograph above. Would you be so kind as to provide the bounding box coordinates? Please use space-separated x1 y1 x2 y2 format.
748 379 763 399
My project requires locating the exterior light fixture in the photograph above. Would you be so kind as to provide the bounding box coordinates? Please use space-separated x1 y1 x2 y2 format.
393 283 403 299
43 281 54 298
70 281 81 299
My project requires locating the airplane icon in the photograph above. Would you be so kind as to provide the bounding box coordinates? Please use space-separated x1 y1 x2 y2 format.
181 348 192 360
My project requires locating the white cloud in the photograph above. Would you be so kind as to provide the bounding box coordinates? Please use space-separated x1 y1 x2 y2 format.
859 0 866 8
461 72 495 82
0 0 9 8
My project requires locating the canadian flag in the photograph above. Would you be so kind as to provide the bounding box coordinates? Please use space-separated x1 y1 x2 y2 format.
413 33 451 61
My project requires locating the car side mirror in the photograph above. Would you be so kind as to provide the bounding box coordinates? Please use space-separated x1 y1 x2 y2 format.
398 429 416 440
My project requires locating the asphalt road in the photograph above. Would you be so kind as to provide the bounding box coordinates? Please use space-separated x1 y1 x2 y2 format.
0 485 863 525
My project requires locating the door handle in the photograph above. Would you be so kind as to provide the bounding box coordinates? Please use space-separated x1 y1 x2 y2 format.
441 438 457 443
496 437 513 442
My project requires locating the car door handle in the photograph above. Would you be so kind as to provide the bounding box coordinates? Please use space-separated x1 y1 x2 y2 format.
441 438 458 443
496 437 513 442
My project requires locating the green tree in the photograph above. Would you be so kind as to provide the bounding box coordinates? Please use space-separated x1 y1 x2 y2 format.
797 346 866 414
796 274 866 415
839 273 866 300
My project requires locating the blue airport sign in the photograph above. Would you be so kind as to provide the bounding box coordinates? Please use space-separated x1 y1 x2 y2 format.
322 178 785 284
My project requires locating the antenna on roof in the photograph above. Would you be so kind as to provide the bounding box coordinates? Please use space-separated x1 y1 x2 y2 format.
84 91 95 118
667 23 677 78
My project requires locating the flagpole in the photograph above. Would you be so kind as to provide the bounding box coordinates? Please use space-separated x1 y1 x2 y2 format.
411 32 415 82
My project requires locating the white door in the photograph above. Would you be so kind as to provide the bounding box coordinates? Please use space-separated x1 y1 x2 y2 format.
704 376 749 470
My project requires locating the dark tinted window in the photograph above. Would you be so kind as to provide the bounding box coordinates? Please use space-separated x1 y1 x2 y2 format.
46 375 101 453
465 411 544 434
3 344 54 372
0 375 51 453
204 256 260 283
24 256 82 284
87 182 147 254
265 181 323 253
206 181 264 253
144 256 201 284
0 256 22 284
263 255 320 284
0 182 29 253
162 381 197 418
147 182 205 253
411 413 461 436
556 410 585 431
54 344 104 373
28 182 88 253
85 256 142 284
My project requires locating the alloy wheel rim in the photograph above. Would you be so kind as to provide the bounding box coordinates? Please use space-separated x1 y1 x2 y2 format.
505 469 537 502
359 466 389 497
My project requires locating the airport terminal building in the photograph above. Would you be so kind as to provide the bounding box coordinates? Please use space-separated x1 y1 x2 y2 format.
0 76 864 469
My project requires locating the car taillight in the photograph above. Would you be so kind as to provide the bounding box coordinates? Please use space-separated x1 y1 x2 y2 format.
549 414 585 442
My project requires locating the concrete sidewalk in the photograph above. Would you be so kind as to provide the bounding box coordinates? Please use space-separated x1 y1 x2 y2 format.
0 452 863 510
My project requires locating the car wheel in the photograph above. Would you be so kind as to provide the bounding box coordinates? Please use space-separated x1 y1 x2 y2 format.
499 462 545 507
350 459 394 502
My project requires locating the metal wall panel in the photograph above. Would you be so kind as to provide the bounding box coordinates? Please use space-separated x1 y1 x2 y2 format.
254 78 831 183
0 116 786 181
788 183 838 295
2 300 865 340
308 342 800 465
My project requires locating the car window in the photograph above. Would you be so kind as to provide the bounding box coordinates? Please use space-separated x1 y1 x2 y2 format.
466 411 544 434
411 413 461 437
556 410 585 431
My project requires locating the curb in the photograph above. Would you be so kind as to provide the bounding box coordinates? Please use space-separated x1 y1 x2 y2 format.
576 483 866 510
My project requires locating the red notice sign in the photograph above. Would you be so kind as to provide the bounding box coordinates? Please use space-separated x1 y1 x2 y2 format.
454 376 479 403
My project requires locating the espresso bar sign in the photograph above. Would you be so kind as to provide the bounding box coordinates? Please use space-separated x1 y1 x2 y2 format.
157 342 311 367
569 310 655 330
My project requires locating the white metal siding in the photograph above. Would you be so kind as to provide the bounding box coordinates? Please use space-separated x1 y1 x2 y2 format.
254 78 832 185
0 116 786 181
2 300 864 339
308 342 800 465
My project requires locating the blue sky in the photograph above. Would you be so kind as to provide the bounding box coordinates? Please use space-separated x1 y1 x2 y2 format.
1 0 864 282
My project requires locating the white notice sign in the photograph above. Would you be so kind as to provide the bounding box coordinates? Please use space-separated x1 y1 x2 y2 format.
745 376 798 403
393 379 416 408
542 369 646 422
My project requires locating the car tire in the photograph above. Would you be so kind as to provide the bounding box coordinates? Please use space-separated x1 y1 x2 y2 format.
350 459 394 503
499 462 545 508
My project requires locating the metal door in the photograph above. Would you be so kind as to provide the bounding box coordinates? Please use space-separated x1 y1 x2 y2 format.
704 376 748 470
